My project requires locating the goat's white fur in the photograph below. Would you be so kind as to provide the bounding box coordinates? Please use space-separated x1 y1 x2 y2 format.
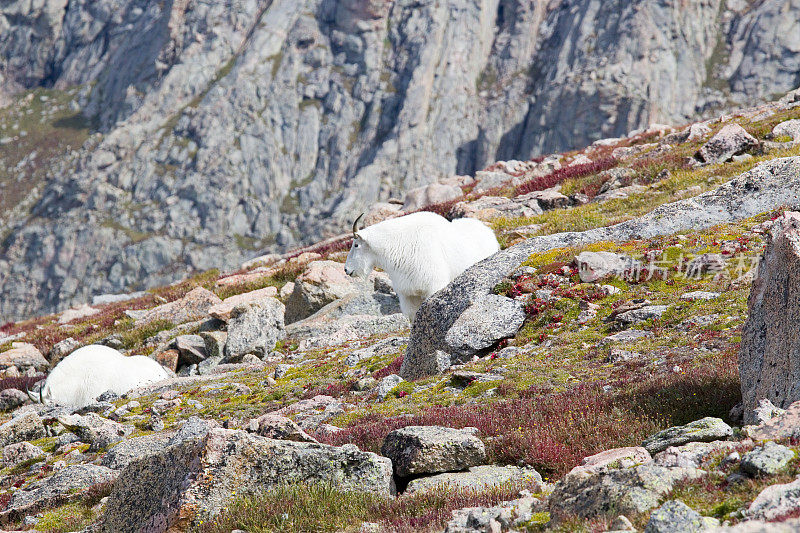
345 212 500 320
31 345 170 408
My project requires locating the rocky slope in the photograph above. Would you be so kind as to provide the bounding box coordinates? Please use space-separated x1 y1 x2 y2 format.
2 0 800 322
0 86 798 531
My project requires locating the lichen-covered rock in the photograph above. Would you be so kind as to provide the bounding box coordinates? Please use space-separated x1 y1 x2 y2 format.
100 434 171 470
0 342 48 372
748 399 800 441
444 494 541 533
101 428 393 531
644 500 718 533
2 441 45 468
0 464 116 521
653 441 737 470
134 287 222 327
405 465 542 495
574 251 629 282
548 464 705 521
58 413 133 451
0 410 45 447
747 477 800 521
740 442 795 477
642 417 733 454
381 426 486 477
245 414 317 443
569 447 652 476
696 123 759 163
285 261 362 323
375 374 404 401
442 294 526 363
223 298 285 361
0 388 29 411
208 286 279 322
740 212 800 424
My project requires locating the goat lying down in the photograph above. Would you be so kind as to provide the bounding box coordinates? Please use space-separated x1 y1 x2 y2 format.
29 345 171 408
344 211 500 320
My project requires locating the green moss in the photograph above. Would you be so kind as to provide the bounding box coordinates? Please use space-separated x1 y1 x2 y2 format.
35 502 97 533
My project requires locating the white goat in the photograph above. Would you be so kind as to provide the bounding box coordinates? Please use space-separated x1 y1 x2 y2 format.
344 212 500 320
29 345 170 408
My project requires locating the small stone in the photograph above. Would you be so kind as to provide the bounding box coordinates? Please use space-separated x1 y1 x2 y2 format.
740 442 795 476
609 515 635 531
680 291 720 301
753 398 786 425
246 414 318 443
376 374 404 400
353 377 377 391
172 335 207 366
200 331 227 358
0 411 46 447
57 413 133 451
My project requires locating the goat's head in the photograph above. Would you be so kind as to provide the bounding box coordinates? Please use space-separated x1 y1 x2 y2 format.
344 213 373 277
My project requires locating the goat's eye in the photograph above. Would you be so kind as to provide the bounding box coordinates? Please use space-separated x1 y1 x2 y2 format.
354 243 360 248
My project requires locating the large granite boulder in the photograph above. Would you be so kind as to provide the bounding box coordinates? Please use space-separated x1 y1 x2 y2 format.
403 158 800 380
224 297 286 361
285 261 362 323
0 410 46 447
101 428 393 532
642 417 732 454
134 287 222 327
548 464 705 522
381 426 485 477
740 212 800 424
696 123 759 164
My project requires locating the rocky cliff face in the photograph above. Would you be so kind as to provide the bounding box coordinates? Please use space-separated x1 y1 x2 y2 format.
1 0 799 322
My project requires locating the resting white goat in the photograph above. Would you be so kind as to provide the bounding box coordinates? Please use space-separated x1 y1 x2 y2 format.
344 212 500 320
29 345 170 408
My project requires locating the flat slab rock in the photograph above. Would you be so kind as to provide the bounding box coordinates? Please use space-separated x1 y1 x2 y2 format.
101 428 393 531
381 426 486 477
1 464 116 521
405 465 542 494
642 417 733 454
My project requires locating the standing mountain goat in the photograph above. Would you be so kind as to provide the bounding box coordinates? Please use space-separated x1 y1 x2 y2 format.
29 345 170 408
345 212 500 320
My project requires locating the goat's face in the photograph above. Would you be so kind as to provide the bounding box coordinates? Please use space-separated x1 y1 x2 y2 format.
344 236 373 277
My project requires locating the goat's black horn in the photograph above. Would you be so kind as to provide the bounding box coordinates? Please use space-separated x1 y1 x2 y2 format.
352 213 365 235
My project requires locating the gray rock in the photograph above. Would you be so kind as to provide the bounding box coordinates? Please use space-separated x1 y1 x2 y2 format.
747 477 800 521
353 377 378 392
752 398 786 425
443 294 526 363
101 429 393 530
49 337 79 366
696 124 759 164
134 287 222 327
100 434 171 470
445 495 541 533
740 442 795 477
680 291 720 301
57 413 133 451
654 441 737 470
713 520 800 532
642 417 733 454
224 298 285 361
549 464 705 521
3 441 45 468
405 465 542 495
404 158 800 380
740 212 800 423
402 183 462 211
245 414 318 443
772 119 800 142
172 334 207 366
376 374 404 401
575 251 629 282
285 261 361 324
381 425 486 477
616 305 669 326
0 464 116 521
200 330 227 359
0 410 45 447
0 342 48 372
644 500 714 533
289 313 410 351
0 388 29 411
345 336 406 367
